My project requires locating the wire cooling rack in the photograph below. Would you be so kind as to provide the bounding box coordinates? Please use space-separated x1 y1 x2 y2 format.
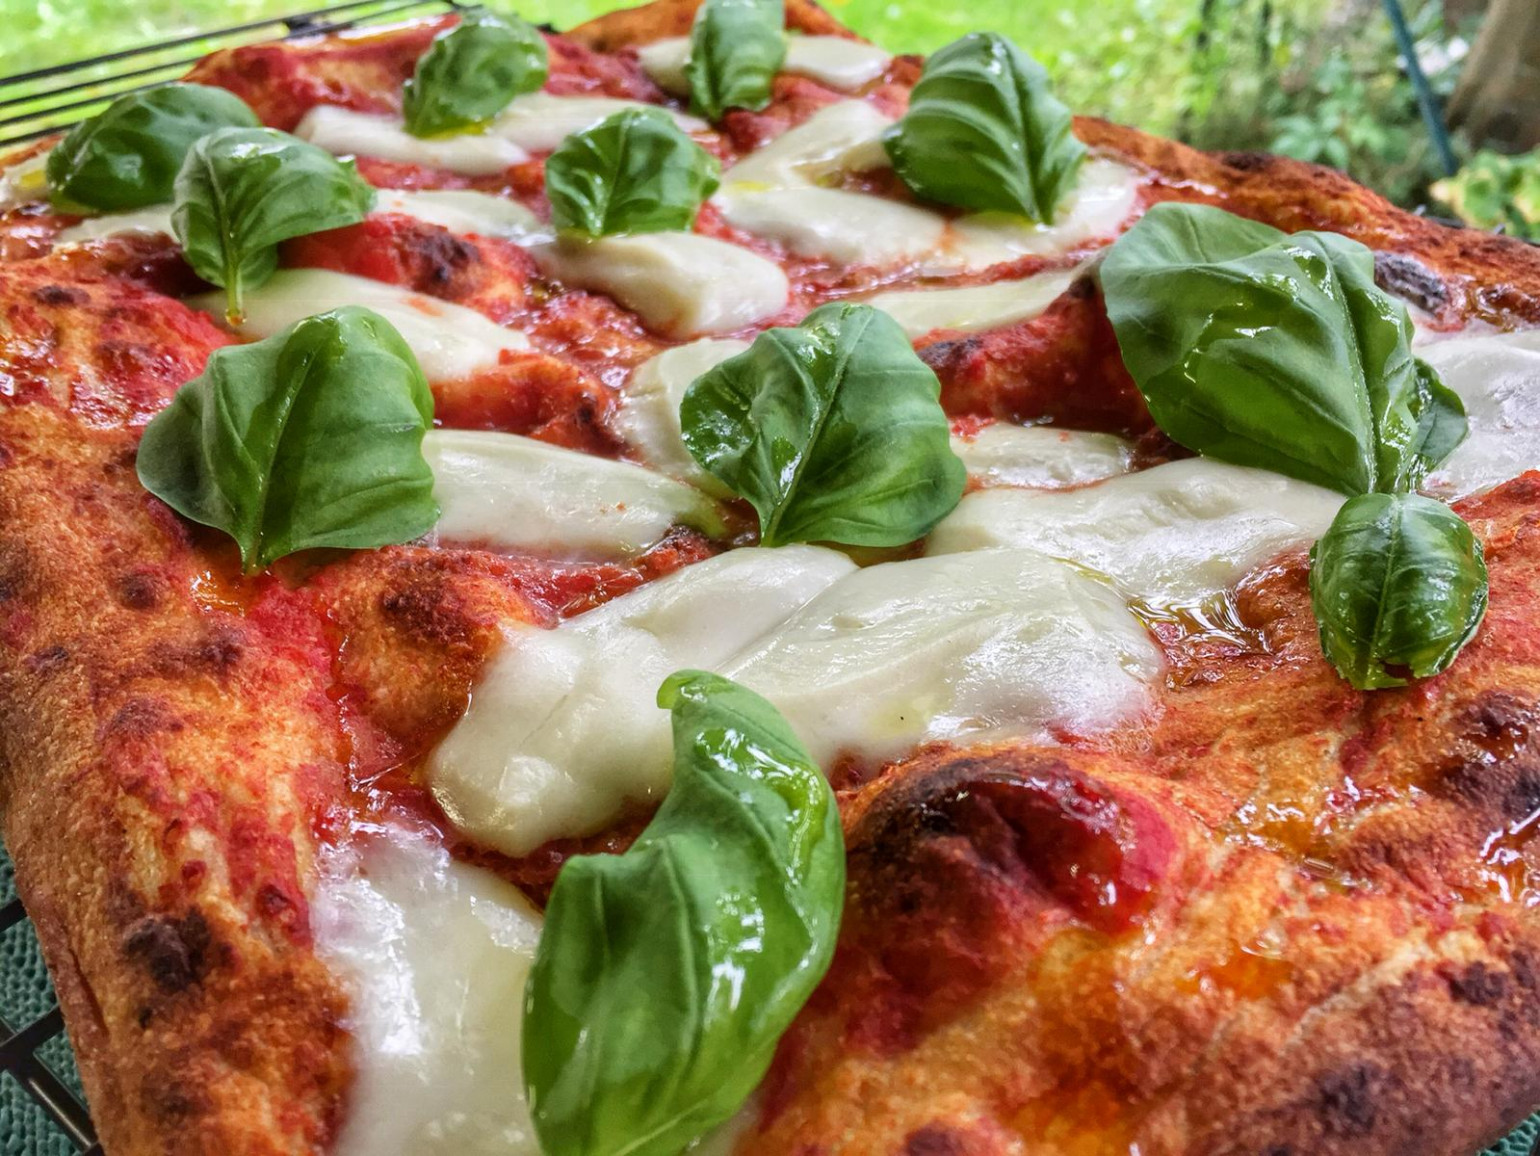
0 2 1538 1153
0 0 466 148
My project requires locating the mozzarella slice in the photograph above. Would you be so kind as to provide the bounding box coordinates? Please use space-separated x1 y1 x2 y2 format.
1419 328 1540 497
864 266 1081 338
782 35 894 90
190 269 529 381
373 188 549 242
931 158 1143 272
530 233 789 338
927 458 1344 605
951 423 1136 489
294 106 529 176
0 148 48 208
618 338 749 491
719 186 946 265
53 205 175 246
430 544 1160 854
317 829 544 1156
726 99 893 187
638 34 891 94
715 100 1141 271
491 92 708 153
721 549 1161 768
430 546 858 856
424 428 725 558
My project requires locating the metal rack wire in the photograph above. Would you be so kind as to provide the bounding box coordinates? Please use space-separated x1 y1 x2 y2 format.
0 0 464 148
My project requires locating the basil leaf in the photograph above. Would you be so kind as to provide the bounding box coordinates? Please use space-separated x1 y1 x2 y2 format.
172 126 376 322
1309 492 1487 690
681 302 965 547
883 32 1086 223
45 83 260 211
136 307 438 573
544 108 719 238
524 669 844 1156
402 9 548 138
1100 202 1467 496
686 0 786 122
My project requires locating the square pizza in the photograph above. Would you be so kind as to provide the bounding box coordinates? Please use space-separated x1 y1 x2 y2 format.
3 2 1540 1154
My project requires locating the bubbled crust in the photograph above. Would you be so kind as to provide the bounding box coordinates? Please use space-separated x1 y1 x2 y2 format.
749 477 1540 1156
0 267 354 1153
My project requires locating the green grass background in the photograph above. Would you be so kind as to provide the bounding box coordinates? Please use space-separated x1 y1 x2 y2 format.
0 0 1292 143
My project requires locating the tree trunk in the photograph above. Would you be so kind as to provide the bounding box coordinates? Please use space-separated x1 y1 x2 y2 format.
1447 0 1540 153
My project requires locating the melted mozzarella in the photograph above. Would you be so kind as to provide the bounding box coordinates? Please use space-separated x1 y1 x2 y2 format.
720 186 946 266
0 148 48 208
1419 328 1540 497
425 428 725 558
714 100 1141 271
932 158 1142 272
715 101 944 265
864 266 1080 338
430 545 1160 854
373 188 549 242
53 205 175 246
430 546 858 856
721 549 1161 767
492 92 707 153
317 830 543 1156
927 458 1344 605
531 233 789 338
618 338 749 491
951 423 1136 489
190 269 528 381
638 34 891 94
294 106 529 176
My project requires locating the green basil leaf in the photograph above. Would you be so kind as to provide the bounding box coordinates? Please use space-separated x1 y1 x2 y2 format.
402 9 548 138
686 0 786 122
544 108 719 238
523 669 844 1156
136 306 438 572
1100 202 1467 496
1309 492 1487 690
882 32 1086 223
172 126 376 322
681 302 965 547
45 83 260 211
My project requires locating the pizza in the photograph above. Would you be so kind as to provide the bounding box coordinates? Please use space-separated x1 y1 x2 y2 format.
4 1 1540 1154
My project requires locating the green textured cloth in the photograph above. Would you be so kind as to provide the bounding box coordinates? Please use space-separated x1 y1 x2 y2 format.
0 844 1534 1153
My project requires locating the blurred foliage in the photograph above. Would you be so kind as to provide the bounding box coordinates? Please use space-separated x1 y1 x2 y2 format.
0 0 1500 214
1434 148 1540 239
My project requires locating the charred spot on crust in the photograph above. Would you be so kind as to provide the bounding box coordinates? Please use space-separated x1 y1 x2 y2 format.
151 624 247 680
1431 692 1540 821
380 581 477 650
902 1124 969 1155
23 644 68 674
123 909 213 994
919 334 987 378
412 230 479 291
102 696 184 743
1374 251 1450 316
31 284 86 307
1448 961 1510 1006
1221 150 1273 172
115 569 166 610
1315 1063 1387 1137
852 751 1177 935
